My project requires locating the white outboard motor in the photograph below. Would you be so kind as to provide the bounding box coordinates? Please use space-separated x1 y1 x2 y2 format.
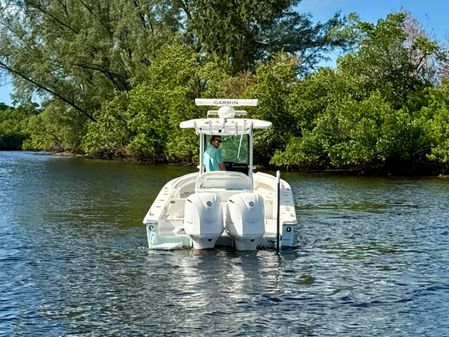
226 193 265 250
184 193 223 249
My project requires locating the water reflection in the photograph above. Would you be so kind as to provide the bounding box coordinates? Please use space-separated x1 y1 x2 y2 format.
136 249 284 334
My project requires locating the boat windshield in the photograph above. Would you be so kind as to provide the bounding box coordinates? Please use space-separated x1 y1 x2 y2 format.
203 134 250 174
220 135 249 164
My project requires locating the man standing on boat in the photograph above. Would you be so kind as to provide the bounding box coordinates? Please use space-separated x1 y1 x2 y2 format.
204 135 225 171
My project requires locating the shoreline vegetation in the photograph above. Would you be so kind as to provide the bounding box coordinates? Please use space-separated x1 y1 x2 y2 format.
3 149 449 177
1 3 449 176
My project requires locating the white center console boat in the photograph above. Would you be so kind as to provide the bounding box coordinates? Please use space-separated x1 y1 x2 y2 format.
143 99 297 250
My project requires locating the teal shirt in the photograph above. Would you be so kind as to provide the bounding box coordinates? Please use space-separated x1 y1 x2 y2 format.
204 145 223 171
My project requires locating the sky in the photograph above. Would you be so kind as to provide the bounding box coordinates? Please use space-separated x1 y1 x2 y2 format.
297 0 449 67
1 0 449 106
299 0 449 42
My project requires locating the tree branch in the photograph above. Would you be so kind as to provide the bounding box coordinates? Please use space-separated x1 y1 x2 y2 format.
24 0 80 34
73 62 130 91
0 60 96 122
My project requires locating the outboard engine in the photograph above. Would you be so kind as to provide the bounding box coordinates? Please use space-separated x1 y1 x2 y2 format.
226 193 265 250
184 193 223 249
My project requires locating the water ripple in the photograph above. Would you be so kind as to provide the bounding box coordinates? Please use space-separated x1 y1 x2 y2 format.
1 153 449 336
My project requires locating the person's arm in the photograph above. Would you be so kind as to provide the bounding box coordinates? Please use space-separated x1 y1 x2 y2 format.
219 162 226 171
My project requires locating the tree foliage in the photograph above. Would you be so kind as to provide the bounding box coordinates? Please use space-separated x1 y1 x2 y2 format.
178 0 350 73
271 12 448 172
22 100 87 152
0 104 33 149
2 5 449 174
81 93 132 158
0 0 349 157
0 0 348 108
82 41 206 161
0 0 180 119
419 80 449 163
244 53 299 164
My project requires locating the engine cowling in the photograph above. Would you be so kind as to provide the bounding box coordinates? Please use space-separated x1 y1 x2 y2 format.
184 193 223 249
226 193 265 250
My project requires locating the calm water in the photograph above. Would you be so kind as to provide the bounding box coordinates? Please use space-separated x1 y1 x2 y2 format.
1 151 449 337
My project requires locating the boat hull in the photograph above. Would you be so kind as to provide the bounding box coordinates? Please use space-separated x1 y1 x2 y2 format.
143 171 297 251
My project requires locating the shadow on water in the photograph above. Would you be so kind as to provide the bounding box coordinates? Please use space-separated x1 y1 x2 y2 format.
2 152 449 336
